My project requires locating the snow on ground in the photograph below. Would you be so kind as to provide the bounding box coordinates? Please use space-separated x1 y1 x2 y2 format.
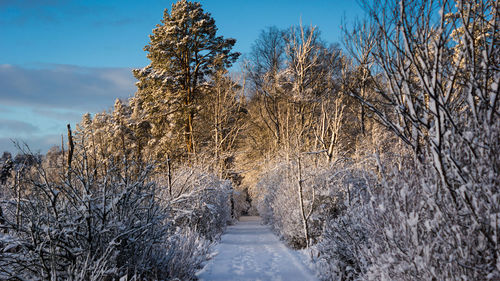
197 216 318 281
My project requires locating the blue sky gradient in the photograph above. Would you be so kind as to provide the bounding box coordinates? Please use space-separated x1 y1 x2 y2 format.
0 0 364 153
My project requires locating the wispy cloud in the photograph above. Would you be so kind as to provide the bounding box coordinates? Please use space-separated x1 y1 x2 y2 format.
0 64 135 112
0 119 39 133
32 108 83 122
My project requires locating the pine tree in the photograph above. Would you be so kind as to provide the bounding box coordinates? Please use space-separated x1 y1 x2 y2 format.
133 0 240 156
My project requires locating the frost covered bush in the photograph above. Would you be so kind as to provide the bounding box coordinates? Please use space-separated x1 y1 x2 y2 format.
256 161 301 244
312 119 499 281
313 203 371 281
139 228 211 280
256 159 315 248
358 122 500 280
165 164 233 240
312 123 499 280
256 155 373 249
308 126 401 280
311 165 375 280
0 159 165 279
0 146 232 280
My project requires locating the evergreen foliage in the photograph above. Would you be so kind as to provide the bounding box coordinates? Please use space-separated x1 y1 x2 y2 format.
133 0 240 156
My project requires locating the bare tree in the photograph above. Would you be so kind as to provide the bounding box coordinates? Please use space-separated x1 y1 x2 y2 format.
205 69 248 177
246 26 288 150
342 20 378 136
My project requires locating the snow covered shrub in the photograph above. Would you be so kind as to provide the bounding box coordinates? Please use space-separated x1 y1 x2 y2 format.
315 123 500 281
136 228 211 280
311 162 375 281
164 163 233 240
232 187 251 219
313 122 499 280
255 162 283 225
304 124 401 280
314 202 371 281
256 154 374 250
359 134 499 280
256 159 321 248
0 157 166 279
0 146 233 280
256 160 306 247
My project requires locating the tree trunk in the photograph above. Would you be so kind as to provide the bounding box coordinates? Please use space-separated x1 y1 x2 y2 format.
67 124 74 183
297 157 310 248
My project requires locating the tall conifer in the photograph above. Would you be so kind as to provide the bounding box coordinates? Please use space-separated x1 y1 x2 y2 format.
133 0 239 156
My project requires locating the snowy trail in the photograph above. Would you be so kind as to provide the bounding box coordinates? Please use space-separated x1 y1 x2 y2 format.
197 216 317 281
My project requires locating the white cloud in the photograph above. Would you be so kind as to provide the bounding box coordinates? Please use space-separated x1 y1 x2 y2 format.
0 119 39 133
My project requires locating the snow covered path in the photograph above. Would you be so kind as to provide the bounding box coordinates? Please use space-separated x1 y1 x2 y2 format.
197 216 317 281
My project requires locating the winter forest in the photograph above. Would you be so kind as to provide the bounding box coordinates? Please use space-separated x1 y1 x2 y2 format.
0 0 499 280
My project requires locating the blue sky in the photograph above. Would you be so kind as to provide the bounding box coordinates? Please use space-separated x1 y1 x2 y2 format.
0 0 364 154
